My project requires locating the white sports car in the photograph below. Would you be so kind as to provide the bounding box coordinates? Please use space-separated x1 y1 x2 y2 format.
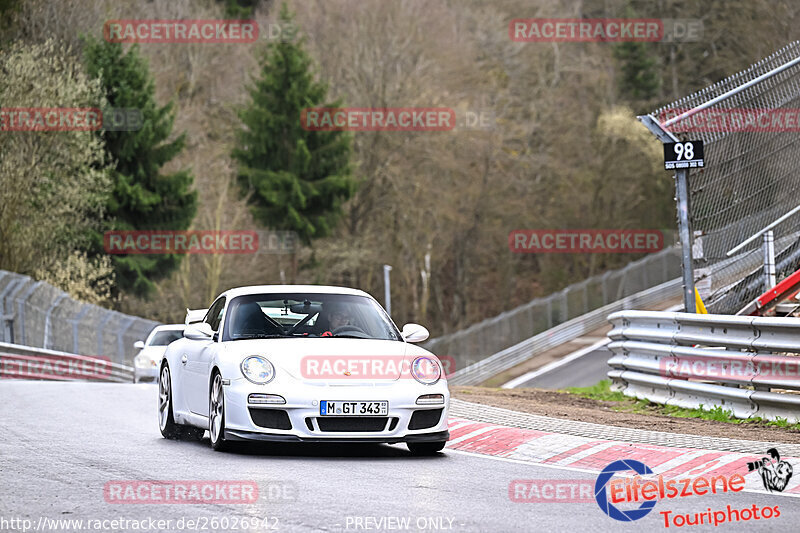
133 324 185 383
158 285 450 454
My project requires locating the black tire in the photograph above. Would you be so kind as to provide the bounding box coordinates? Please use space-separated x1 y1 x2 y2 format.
209 373 229 451
158 365 181 439
159 364 205 441
407 441 447 455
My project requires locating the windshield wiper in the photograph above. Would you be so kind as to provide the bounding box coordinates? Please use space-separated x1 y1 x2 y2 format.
233 333 288 340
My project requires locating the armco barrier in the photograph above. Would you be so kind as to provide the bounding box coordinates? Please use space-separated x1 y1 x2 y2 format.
0 270 160 365
0 341 134 382
607 310 800 422
448 277 682 385
425 246 682 372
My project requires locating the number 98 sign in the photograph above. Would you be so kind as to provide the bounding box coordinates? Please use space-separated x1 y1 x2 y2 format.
664 140 704 170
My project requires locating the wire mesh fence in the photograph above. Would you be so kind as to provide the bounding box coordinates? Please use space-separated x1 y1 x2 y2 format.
651 41 800 314
0 270 160 365
424 246 682 363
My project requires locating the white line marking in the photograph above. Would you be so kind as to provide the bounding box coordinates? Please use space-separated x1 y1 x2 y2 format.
501 338 610 389
447 425 503 446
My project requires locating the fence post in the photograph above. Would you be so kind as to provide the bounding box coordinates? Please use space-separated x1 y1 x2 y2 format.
97 311 116 356
44 293 68 350
16 281 43 346
637 115 695 312
675 168 697 312
117 317 136 363
70 304 92 355
0 276 24 343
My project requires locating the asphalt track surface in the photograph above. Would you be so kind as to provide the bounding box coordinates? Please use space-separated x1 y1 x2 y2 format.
514 344 612 389
1 381 798 532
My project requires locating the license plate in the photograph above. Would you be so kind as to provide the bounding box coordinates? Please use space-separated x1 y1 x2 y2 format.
320 400 388 416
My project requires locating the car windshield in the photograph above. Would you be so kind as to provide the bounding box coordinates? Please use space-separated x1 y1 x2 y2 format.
223 293 400 341
149 330 184 346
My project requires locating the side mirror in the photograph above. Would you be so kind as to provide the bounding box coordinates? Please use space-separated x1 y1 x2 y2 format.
184 322 214 340
133 340 145 350
401 323 429 343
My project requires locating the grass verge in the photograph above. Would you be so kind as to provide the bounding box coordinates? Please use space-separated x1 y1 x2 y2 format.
564 380 800 430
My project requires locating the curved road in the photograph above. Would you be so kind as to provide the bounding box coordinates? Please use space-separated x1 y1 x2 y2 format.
1 381 796 532
510 342 613 389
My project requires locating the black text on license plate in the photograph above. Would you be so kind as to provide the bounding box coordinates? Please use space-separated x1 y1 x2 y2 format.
320 400 388 416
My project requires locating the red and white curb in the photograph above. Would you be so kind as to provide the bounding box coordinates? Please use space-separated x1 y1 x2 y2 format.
446 417 800 497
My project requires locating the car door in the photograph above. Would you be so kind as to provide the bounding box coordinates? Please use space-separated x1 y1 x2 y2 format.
185 297 225 416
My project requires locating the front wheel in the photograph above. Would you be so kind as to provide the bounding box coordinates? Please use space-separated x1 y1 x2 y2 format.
158 365 180 439
159 365 205 441
407 441 447 455
209 373 229 451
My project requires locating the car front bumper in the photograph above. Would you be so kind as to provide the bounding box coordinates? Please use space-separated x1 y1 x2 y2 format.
134 366 159 382
222 377 450 444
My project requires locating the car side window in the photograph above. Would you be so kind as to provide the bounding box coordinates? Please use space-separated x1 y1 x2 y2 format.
205 298 226 332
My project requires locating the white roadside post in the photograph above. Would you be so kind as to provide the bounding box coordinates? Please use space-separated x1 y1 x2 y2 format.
383 264 392 316
763 230 777 289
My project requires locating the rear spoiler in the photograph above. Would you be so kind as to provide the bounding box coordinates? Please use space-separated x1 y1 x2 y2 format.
185 308 208 325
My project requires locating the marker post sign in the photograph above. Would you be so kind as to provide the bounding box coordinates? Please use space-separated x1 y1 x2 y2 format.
664 140 704 170
663 138 704 313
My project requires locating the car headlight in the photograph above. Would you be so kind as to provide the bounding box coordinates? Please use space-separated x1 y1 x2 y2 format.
134 356 151 369
240 356 275 384
411 356 441 385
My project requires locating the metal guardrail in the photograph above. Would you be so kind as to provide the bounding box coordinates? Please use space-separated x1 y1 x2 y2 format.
607 311 800 423
0 270 160 365
0 341 134 383
425 246 682 364
447 277 682 386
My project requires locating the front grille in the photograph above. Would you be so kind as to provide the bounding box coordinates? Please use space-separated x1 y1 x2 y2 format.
249 408 292 430
316 417 391 432
408 409 442 430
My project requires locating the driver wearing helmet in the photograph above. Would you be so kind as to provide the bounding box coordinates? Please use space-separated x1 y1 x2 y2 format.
322 303 354 336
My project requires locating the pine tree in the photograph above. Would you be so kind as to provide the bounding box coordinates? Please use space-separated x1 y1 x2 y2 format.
83 37 197 297
614 40 661 102
218 0 261 19
232 3 354 248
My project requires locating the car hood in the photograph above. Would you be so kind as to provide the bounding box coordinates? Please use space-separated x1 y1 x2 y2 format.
221 338 436 383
